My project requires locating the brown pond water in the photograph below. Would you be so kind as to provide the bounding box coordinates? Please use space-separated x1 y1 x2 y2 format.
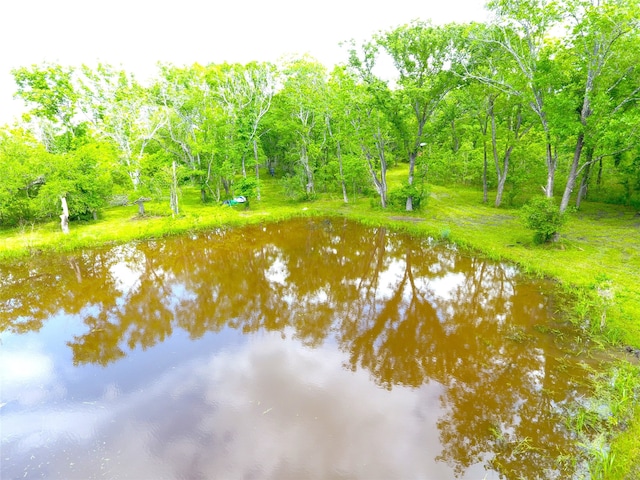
0 218 597 479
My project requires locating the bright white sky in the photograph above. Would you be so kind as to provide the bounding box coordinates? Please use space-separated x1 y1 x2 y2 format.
0 0 488 125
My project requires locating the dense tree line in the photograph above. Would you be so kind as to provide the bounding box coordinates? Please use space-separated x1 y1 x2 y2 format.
1 0 639 228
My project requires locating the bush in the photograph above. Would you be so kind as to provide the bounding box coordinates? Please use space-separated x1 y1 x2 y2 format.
234 176 258 199
387 182 428 211
521 196 565 243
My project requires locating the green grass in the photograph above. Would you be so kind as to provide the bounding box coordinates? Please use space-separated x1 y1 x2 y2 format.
2 168 640 477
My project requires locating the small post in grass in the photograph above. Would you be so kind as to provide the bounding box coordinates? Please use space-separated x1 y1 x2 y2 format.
133 197 151 217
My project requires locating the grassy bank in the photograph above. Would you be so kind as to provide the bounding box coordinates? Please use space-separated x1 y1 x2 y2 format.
1 171 639 477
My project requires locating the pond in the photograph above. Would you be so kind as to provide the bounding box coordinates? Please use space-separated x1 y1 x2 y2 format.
1 218 596 479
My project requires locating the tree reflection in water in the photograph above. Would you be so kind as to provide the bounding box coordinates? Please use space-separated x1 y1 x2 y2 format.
0 218 593 478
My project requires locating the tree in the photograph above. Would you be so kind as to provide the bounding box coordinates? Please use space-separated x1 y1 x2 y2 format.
325 66 387 205
33 138 116 226
10 64 118 230
459 22 536 206
215 61 276 200
0 128 49 226
367 21 467 210
558 0 640 211
78 63 165 191
151 64 213 207
347 76 395 208
483 0 565 198
272 57 328 198
12 63 82 153
489 94 533 207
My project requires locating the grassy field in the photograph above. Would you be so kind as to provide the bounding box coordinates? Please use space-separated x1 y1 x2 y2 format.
2 168 640 477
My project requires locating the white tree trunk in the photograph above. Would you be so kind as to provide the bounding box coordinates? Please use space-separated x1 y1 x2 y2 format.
170 161 179 217
60 196 70 234
253 138 261 201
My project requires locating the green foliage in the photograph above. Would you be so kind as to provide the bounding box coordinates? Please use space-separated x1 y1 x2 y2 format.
521 196 565 243
387 182 428 211
234 176 258 199
12 63 78 130
34 141 115 220
280 172 313 201
0 129 48 226
566 360 640 479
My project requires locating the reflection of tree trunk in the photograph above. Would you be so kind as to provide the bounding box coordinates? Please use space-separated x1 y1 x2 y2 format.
404 247 418 297
350 227 388 331
349 240 443 386
359 227 387 293
465 260 487 320
60 195 70 234
68 256 82 283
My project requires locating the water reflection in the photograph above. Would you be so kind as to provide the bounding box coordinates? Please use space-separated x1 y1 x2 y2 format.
1 218 590 479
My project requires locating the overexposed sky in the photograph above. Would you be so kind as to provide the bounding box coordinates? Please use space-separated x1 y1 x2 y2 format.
0 0 488 124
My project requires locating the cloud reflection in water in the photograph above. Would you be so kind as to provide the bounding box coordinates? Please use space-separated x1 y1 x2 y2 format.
3 332 485 479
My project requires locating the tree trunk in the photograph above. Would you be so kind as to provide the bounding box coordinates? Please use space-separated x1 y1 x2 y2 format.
596 157 603 186
560 132 585 212
543 142 557 198
405 151 417 211
576 146 594 209
361 144 387 209
129 169 141 191
379 163 388 208
300 144 314 195
377 138 388 209
489 97 512 208
60 196 70 234
222 178 231 196
478 103 490 205
170 160 179 217
482 141 488 204
336 140 348 204
253 138 261 201
495 170 508 208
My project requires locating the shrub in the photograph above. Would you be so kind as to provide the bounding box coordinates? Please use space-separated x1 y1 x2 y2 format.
388 182 428 211
521 196 565 243
234 176 258 199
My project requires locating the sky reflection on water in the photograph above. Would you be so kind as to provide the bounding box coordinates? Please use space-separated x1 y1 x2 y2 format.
1 218 592 479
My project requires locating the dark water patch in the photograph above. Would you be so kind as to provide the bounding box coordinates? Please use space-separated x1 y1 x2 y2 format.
0 218 604 479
